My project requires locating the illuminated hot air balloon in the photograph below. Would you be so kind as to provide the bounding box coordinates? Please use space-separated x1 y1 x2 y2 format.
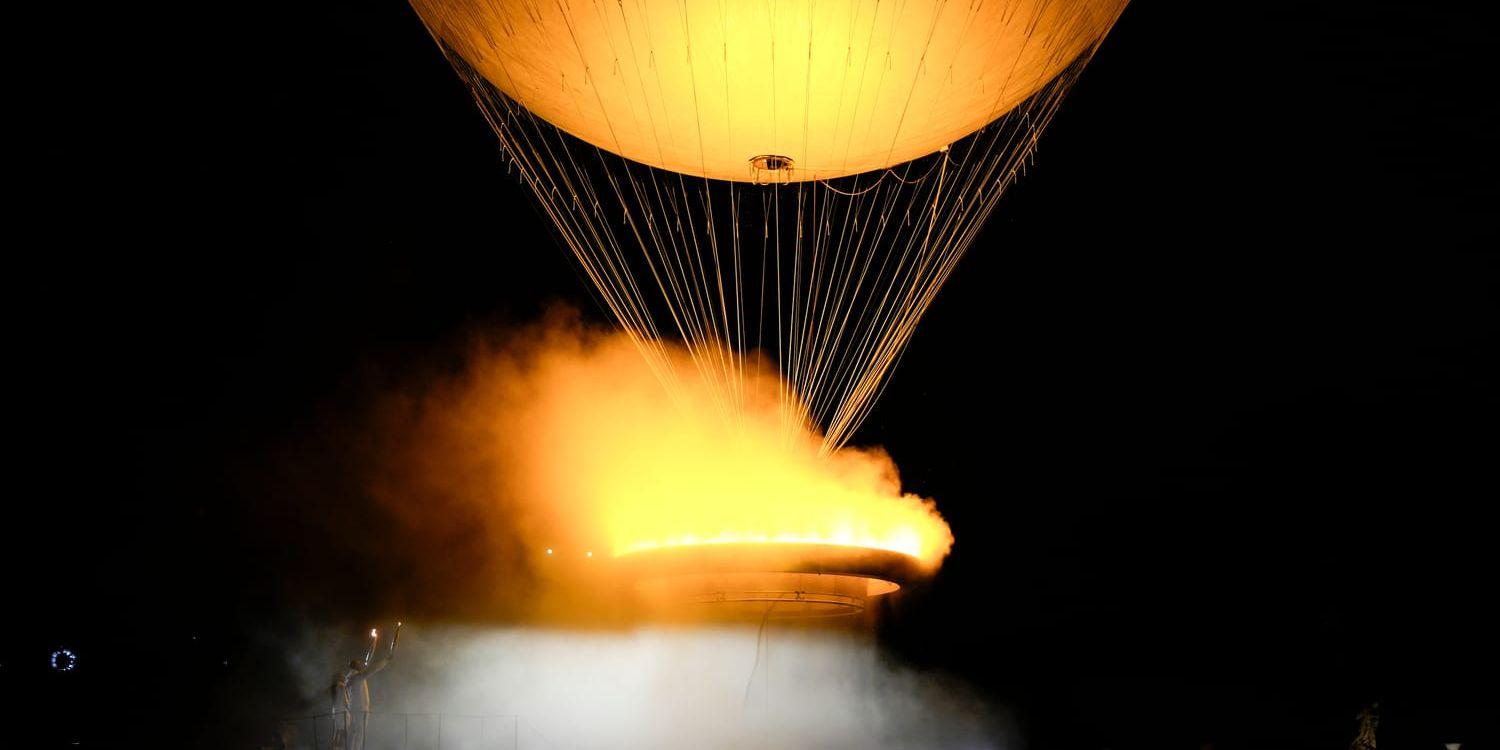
409 0 1129 448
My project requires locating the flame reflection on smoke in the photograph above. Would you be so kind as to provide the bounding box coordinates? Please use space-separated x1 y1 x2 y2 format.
378 310 953 596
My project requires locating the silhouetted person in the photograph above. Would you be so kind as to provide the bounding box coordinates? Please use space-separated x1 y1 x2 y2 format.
1351 702 1379 750
331 622 401 750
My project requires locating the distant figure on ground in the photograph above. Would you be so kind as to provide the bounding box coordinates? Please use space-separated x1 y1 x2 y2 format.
331 622 401 750
1350 702 1379 750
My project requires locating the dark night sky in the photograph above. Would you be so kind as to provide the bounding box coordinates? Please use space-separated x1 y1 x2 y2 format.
8 1 1495 748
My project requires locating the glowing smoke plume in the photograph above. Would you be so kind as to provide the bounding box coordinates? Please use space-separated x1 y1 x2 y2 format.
278 625 1006 749
251 315 978 747
393 311 953 575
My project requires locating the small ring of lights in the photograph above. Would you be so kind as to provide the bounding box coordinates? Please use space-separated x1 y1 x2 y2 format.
51 649 78 672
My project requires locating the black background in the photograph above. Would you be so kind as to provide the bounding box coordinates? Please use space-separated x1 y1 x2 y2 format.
8 1 1494 747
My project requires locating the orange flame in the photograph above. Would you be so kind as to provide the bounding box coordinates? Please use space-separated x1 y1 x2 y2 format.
466 318 953 570
594 392 951 564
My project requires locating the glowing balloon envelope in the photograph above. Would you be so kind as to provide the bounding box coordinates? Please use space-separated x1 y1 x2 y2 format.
412 0 1128 181
410 0 1130 451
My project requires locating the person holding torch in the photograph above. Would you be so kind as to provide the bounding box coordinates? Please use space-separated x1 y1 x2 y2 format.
330 622 401 750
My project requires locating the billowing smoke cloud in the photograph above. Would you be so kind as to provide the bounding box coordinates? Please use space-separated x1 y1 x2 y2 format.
246 312 990 748
276 624 1007 749
331 308 950 621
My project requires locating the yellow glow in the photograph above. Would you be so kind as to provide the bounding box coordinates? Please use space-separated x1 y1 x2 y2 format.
596 413 952 564
572 340 949 567
455 319 953 570
413 0 1127 181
